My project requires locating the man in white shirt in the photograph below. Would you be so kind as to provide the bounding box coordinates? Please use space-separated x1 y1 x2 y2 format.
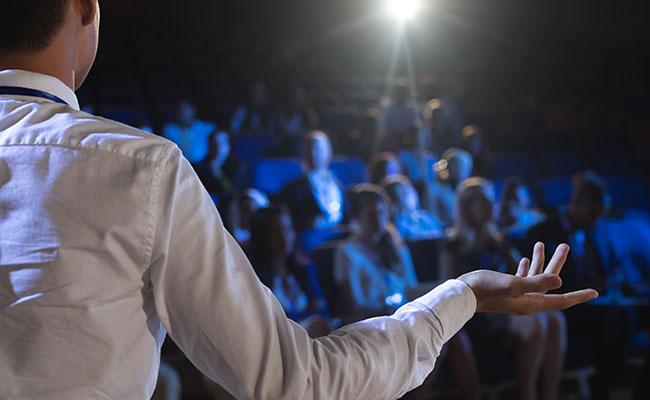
0 1 598 399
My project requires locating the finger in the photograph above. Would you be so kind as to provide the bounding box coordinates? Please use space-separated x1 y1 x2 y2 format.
516 258 530 277
512 273 562 296
531 289 599 313
544 243 570 276
527 242 545 277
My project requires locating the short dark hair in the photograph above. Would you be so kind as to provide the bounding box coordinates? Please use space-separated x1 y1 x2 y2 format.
0 0 70 55
572 171 607 204
350 184 389 218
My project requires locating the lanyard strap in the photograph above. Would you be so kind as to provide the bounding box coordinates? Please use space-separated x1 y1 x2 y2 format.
0 86 69 106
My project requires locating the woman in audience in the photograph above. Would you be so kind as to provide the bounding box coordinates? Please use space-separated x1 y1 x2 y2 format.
369 152 402 184
381 174 443 240
226 188 269 248
421 148 473 228
333 184 418 322
281 131 347 231
439 178 567 400
194 130 244 211
249 204 331 337
498 176 546 234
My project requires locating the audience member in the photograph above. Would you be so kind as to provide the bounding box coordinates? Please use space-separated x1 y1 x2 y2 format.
461 125 494 178
230 80 277 135
377 78 418 151
249 205 332 337
498 176 546 235
369 152 402 184
440 178 567 400
163 99 216 164
278 85 320 139
526 171 608 293
381 174 443 240
525 171 632 399
281 131 347 231
194 131 244 209
226 188 269 248
421 148 473 228
333 185 418 322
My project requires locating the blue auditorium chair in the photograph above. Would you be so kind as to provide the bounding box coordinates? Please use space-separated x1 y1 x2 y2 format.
397 151 438 183
406 238 442 282
540 178 572 209
605 176 650 211
310 243 344 316
252 158 303 194
232 134 278 166
543 152 590 177
330 156 368 186
493 153 540 183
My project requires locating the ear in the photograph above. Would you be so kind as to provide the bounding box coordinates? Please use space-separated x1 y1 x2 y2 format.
79 0 98 27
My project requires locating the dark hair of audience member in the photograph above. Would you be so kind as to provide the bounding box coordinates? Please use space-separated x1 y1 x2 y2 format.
0 0 70 55
248 204 301 287
572 171 607 205
498 176 525 229
369 152 400 184
350 184 404 275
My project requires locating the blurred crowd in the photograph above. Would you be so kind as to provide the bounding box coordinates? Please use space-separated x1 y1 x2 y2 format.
148 79 649 400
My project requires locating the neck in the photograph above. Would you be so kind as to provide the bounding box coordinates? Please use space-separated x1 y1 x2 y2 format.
0 49 76 90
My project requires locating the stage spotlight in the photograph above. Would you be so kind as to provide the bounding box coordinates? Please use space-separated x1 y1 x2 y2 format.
385 0 420 23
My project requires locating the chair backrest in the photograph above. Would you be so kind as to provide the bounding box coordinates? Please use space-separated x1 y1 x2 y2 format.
232 134 278 165
493 153 540 183
252 158 303 194
310 243 344 315
330 156 368 186
406 237 442 282
605 176 650 211
540 178 572 209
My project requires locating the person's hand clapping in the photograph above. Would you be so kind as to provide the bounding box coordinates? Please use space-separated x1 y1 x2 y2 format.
458 242 598 315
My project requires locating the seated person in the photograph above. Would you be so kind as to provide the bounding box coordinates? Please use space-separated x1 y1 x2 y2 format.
381 174 443 240
333 184 418 322
369 152 402 184
194 130 244 210
163 98 216 164
440 178 567 400
421 148 473 228
230 80 277 135
225 188 269 248
461 125 494 178
525 171 636 399
249 204 331 337
498 176 546 235
377 78 418 151
281 131 348 231
526 171 609 293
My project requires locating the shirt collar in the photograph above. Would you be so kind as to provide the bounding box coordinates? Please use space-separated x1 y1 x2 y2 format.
0 69 80 110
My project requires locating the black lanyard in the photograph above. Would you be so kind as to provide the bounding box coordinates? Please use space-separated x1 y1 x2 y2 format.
0 86 69 106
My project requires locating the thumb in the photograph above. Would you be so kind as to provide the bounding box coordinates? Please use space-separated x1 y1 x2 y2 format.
512 274 562 295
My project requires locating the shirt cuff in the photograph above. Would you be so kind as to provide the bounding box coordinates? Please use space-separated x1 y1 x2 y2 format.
411 279 477 342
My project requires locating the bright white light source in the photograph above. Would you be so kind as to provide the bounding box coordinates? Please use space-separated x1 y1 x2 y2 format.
385 0 420 22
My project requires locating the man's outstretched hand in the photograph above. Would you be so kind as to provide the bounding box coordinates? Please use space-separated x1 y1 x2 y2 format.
458 242 598 315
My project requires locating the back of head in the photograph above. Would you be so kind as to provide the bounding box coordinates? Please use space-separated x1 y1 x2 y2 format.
454 177 496 237
350 184 389 219
571 171 607 205
369 152 400 184
0 0 70 56
249 204 290 260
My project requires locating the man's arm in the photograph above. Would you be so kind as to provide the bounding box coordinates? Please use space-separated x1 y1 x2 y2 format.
146 145 596 400
146 146 474 399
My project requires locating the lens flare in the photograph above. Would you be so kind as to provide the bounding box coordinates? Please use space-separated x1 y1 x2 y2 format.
385 0 420 22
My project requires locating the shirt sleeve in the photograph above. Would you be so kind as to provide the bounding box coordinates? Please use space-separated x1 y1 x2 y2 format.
147 145 477 400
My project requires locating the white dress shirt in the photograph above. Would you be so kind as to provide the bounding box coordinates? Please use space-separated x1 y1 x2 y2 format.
0 69 476 400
